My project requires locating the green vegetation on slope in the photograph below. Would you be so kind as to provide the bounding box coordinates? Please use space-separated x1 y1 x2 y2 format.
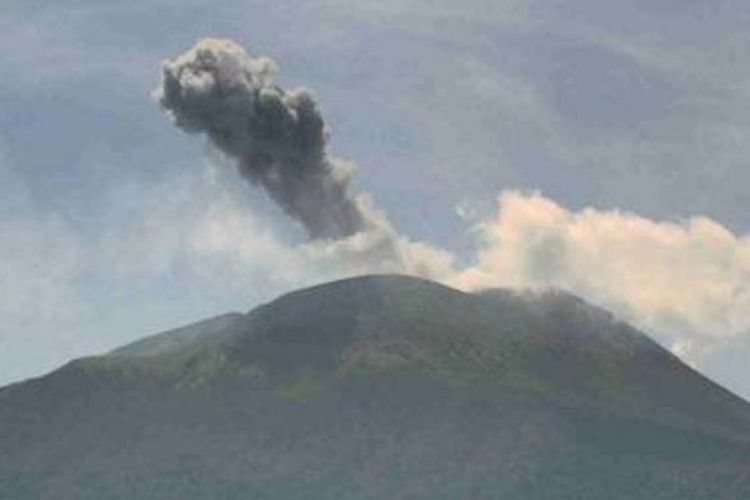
2 275 749 500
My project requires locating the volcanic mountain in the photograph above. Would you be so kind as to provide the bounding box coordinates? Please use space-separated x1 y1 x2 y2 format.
1 275 749 499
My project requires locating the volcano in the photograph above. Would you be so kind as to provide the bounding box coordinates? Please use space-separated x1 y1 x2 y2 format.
1 275 749 499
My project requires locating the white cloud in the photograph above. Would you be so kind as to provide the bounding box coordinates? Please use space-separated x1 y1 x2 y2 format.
0 217 84 331
102 164 455 296
0 154 91 384
451 191 750 361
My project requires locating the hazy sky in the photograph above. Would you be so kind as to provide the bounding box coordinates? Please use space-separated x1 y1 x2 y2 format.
3 0 750 398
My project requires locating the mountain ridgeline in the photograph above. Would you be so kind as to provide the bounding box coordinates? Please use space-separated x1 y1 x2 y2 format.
1 275 749 499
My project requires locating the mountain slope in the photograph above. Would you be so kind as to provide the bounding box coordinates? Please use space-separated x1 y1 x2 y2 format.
1 275 749 499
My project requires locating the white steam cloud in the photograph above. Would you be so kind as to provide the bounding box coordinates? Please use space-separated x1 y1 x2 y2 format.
451 192 750 361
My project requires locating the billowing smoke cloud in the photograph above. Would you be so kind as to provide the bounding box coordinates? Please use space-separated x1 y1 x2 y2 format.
154 38 366 238
450 191 750 362
152 38 750 365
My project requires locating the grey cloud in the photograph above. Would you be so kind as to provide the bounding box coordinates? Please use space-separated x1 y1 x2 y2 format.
154 38 366 239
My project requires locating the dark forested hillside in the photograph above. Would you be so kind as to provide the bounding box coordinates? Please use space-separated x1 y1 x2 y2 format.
1 275 749 499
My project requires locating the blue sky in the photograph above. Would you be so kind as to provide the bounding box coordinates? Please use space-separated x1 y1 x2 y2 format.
3 0 750 398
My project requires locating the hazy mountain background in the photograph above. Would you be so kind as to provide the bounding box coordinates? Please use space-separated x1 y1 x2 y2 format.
2 275 749 499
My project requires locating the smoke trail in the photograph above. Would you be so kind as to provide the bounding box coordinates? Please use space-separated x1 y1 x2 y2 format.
154 38 366 238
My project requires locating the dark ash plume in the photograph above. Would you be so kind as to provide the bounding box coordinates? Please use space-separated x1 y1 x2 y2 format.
154 38 366 238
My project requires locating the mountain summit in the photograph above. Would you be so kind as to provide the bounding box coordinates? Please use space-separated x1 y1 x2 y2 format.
1 275 749 499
